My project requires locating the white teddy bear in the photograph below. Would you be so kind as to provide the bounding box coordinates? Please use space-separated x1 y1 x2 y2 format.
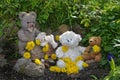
36 32 58 49
56 31 87 70
36 32 58 64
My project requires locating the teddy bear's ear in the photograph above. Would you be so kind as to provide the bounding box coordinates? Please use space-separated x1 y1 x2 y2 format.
29 11 36 18
76 34 82 42
98 36 101 41
19 12 27 20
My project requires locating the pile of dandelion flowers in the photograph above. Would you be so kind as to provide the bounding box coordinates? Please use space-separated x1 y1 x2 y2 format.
93 45 101 53
25 41 35 51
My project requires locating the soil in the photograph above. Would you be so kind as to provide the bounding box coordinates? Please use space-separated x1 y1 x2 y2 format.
0 61 109 80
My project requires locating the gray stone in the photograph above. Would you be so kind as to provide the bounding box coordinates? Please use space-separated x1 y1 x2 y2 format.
0 48 3 53
24 62 45 77
13 58 31 73
13 58 45 77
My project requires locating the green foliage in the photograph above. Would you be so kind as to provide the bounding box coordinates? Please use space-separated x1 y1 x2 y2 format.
0 0 120 67
104 57 120 80
90 75 99 80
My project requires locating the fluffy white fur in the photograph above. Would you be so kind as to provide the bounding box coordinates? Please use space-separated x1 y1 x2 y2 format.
36 32 58 48
56 31 86 70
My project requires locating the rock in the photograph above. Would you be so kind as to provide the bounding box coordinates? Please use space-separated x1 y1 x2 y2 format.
0 54 7 67
0 48 3 53
13 58 45 77
24 62 45 77
72 24 84 37
13 58 31 73
54 24 70 35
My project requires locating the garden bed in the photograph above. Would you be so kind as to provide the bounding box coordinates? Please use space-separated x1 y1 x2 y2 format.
0 61 109 80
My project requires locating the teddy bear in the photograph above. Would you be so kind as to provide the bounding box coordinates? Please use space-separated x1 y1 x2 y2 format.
36 32 58 66
14 12 45 77
82 36 102 63
49 31 88 75
18 11 45 61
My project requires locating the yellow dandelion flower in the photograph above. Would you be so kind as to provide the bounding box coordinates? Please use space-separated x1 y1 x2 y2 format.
93 45 101 53
66 65 79 74
23 52 31 59
50 66 61 72
44 54 49 60
25 41 35 51
82 62 89 67
55 35 60 41
55 67 61 72
70 62 76 67
51 53 57 60
61 68 66 73
62 45 69 52
75 56 83 62
49 66 56 71
34 59 41 65
62 57 71 62
35 39 41 45
42 44 49 52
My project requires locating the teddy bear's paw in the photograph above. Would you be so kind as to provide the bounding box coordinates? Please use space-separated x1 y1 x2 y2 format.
86 59 95 64
56 60 66 68
83 52 89 54
76 61 84 70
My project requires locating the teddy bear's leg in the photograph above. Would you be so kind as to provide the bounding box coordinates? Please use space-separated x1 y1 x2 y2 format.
95 54 101 62
82 54 91 60
31 46 44 60
76 61 84 70
56 59 66 68
82 54 95 63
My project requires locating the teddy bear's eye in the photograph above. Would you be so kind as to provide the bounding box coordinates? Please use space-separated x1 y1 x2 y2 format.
43 37 46 41
70 39 72 41
27 22 30 24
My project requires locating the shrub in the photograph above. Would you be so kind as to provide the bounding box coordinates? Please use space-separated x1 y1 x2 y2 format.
0 0 120 66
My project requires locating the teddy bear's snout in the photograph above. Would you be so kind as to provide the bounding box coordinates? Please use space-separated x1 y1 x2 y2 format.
67 39 70 42
66 39 72 43
28 22 35 28
89 40 93 43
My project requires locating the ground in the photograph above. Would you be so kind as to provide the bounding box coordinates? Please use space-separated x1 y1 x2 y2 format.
0 60 109 80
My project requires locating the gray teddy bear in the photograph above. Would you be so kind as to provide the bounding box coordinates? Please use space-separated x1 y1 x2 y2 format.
14 12 45 77
18 11 44 60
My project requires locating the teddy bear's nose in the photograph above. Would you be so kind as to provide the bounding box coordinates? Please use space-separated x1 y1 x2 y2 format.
67 39 70 42
90 40 92 42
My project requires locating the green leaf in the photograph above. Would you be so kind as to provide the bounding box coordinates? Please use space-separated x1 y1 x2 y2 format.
84 22 90 27
90 75 98 80
100 59 107 66
104 75 110 80
0 31 3 37
104 46 114 52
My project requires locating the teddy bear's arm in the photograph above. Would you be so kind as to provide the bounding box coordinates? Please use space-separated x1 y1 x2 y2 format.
56 47 64 58
79 46 86 53
35 28 40 37
18 30 29 42
84 46 92 52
